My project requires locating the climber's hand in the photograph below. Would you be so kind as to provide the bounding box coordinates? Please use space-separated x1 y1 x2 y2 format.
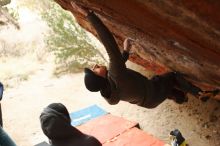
70 1 90 16
123 38 135 52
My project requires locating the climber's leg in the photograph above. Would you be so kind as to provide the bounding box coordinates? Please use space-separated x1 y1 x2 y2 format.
173 72 219 101
168 88 188 104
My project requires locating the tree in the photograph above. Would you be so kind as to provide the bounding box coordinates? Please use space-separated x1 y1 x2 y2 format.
0 0 19 29
41 0 106 75
0 0 11 6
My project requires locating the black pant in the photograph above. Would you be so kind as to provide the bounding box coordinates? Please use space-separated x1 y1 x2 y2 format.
149 72 202 107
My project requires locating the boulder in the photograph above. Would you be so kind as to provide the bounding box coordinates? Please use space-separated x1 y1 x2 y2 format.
55 0 220 99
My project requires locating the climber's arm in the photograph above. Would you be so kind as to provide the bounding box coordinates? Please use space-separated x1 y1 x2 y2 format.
71 2 126 74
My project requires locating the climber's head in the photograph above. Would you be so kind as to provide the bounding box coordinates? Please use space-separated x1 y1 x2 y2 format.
84 64 108 92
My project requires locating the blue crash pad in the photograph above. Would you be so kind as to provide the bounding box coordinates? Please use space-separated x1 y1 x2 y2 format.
70 104 108 126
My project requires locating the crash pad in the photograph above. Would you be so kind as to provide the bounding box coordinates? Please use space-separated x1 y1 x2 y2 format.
103 127 165 146
70 104 108 126
77 114 139 144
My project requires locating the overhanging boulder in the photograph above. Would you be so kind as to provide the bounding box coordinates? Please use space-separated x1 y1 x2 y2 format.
55 0 220 99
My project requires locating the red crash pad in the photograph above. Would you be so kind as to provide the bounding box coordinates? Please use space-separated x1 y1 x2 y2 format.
103 127 165 146
77 114 138 144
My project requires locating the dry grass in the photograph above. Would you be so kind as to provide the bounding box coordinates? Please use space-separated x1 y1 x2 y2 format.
0 9 49 89
0 55 42 88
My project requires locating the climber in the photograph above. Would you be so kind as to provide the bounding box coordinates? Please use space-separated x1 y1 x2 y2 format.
71 2 219 108
40 103 102 146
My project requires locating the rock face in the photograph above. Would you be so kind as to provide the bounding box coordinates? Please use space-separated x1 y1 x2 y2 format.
55 0 220 99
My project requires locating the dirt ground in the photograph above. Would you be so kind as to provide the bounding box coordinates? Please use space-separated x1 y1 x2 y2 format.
1 60 220 146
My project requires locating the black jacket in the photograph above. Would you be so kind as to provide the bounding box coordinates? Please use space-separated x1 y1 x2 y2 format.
40 107 102 146
87 12 164 108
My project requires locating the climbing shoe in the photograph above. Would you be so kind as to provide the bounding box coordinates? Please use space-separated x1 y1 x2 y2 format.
198 89 219 102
